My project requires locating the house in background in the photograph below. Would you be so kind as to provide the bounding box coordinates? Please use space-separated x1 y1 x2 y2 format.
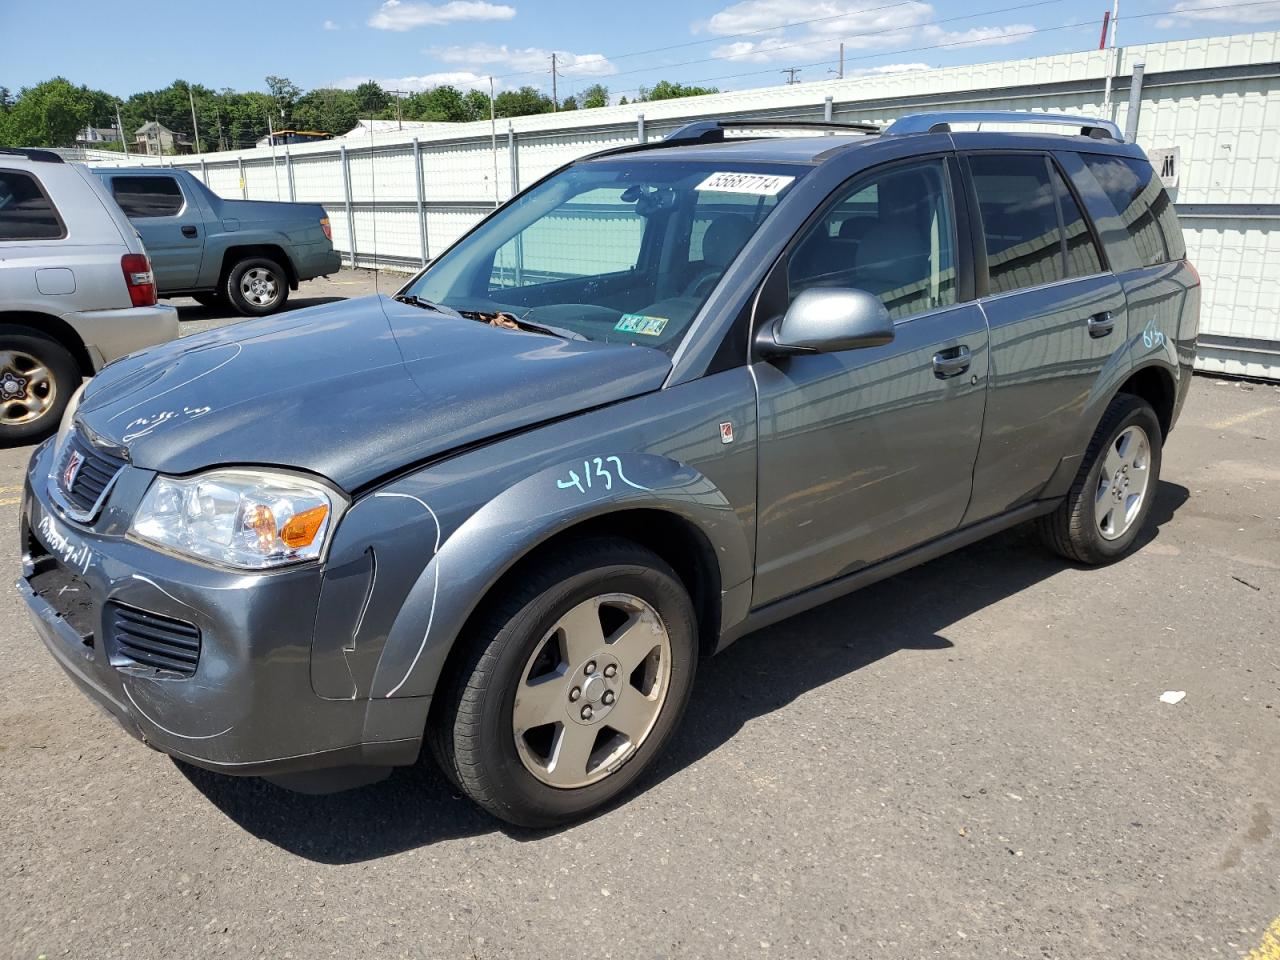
134 121 193 156
76 125 122 146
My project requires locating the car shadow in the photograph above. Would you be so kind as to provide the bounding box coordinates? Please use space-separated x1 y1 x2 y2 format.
180 481 1190 863
171 296 346 322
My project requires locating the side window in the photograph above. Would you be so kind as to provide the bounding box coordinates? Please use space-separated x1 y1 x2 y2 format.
1052 163 1103 279
969 154 1070 296
489 186 645 291
1079 155 1179 268
0 170 66 240
111 176 185 218
787 159 957 321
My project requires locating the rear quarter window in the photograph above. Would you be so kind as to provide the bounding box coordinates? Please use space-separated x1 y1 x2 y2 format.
110 176 185 218
1078 154 1183 267
0 169 66 240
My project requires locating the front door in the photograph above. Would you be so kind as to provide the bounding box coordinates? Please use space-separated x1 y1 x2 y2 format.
752 156 990 607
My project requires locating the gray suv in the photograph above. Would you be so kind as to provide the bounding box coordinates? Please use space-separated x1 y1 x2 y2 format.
19 112 1198 827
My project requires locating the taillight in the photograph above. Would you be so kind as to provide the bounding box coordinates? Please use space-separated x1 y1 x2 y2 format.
1185 259 1200 286
320 217 332 242
121 253 157 307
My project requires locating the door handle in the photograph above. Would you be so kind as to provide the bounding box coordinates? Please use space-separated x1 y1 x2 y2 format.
181 225 198 238
932 344 971 379
1087 311 1115 337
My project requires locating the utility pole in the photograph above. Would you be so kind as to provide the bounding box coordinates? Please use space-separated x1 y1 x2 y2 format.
115 103 128 155
781 67 801 85
489 76 500 208
828 43 845 79
550 52 559 111
1101 0 1120 113
188 86 202 154
386 89 407 130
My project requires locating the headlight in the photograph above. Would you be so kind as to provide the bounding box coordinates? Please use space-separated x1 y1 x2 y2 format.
51 382 86 460
130 469 346 570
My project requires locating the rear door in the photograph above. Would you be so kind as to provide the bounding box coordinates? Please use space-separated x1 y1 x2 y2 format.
959 151 1125 524
104 173 204 291
752 155 990 606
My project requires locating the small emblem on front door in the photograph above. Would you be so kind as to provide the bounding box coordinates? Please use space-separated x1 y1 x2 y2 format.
719 421 734 444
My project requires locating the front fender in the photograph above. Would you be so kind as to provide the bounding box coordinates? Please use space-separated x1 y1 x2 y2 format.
370 452 750 700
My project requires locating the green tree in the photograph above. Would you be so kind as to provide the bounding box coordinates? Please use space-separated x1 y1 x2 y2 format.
293 87 360 134
462 89 491 121
560 95 579 111
637 80 720 102
265 75 301 123
0 77 108 147
352 80 389 117
0 87 13 111
493 85 553 118
402 84 476 122
580 84 609 109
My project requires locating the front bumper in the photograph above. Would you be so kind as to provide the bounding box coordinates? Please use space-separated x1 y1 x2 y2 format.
63 303 179 371
18 441 427 778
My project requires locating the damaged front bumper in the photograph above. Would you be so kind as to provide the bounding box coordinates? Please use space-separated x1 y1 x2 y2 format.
18 440 428 782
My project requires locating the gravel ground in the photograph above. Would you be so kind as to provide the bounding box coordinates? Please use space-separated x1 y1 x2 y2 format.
2 274 1278 959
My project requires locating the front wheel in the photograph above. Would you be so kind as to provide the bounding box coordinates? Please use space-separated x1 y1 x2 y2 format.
225 257 289 316
429 538 697 827
1037 393 1163 565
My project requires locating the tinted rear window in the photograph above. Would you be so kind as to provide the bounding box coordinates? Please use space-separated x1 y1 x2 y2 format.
111 176 184 218
1080 154 1183 266
0 170 66 240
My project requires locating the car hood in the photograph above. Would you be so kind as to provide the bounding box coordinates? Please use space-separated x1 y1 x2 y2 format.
76 296 671 491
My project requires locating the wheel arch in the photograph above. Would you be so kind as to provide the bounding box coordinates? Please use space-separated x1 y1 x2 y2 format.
0 310 95 375
1116 362 1177 440
219 243 299 289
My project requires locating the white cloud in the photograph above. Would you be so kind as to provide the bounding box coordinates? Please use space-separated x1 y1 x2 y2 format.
705 0 931 36
323 19 339 30
433 43 616 77
337 72 493 92
368 0 517 31
921 24 1035 46
1158 0 1280 23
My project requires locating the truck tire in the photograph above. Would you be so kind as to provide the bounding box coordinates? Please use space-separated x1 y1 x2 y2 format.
0 326 81 446
225 257 289 316
1036 393 1163 565
429 537 698 828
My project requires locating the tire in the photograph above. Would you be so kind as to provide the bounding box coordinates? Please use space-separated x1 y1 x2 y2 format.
1036 393 1163 565
429 538 698 828
225 257 289 316
0 327 81 446
192 291 225 308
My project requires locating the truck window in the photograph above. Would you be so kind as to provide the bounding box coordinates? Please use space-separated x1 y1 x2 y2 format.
111 176 185 218
0 170 66 240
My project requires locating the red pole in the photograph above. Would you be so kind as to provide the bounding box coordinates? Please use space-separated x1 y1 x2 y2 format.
1099 11 1111 49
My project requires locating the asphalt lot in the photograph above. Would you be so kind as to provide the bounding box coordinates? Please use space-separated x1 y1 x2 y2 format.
2 272 1279 959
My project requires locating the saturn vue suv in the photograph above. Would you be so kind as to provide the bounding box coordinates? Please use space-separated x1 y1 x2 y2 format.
19 112 1198 827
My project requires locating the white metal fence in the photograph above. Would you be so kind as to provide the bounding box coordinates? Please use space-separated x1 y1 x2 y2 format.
92 30 1280 379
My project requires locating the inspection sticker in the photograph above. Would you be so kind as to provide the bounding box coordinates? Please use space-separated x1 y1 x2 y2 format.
615 314 669 336
695 171 795 196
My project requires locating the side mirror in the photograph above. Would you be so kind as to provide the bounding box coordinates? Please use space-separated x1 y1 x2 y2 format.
756 287 895 356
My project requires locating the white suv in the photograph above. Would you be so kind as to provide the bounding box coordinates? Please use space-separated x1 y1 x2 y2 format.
0 148 177 443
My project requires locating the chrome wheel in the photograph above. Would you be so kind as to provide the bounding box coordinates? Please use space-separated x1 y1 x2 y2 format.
0 350 55 426
512 593 671 789
239 267 280 307
1095 424 1151 540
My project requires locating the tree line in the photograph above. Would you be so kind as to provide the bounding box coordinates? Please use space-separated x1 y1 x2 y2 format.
0 76 720 151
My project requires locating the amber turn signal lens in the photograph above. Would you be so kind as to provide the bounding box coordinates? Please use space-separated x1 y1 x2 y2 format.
280 504 329 548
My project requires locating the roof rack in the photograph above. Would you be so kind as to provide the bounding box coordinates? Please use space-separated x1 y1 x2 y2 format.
662 118 880 145
0 147 66 164
884 111 1122 142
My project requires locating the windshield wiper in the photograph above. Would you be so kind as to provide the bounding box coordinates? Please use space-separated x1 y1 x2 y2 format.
394 293 449 312
511 317 587 341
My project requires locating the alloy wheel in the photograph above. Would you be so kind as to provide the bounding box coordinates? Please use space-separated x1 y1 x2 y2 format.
240 267 280 307
1095 424 1152 540
512 593 672 789
0 350 56 426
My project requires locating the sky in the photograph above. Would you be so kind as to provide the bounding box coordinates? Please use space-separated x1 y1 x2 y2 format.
3 0 1279 101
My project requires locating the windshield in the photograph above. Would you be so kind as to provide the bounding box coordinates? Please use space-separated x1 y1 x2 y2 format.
401 158 805 353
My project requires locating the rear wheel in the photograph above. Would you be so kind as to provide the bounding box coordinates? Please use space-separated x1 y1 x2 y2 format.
225 257 289 316
429 538 697 827
1037 393 1162 565
0 327 80 445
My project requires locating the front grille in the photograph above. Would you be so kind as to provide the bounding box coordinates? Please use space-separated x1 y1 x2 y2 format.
27 559 96 645
106 602 201 677
53 430 127 516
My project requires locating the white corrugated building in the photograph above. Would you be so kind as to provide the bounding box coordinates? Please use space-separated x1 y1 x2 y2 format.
96 30 1280 378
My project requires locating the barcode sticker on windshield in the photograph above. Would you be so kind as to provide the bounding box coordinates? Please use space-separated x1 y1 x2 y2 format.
695 172 795 196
